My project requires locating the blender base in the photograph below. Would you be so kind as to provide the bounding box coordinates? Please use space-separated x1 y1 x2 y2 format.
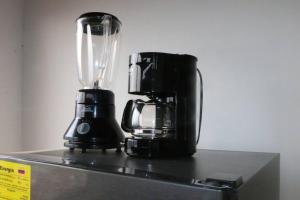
64 141 122 153
64 89 124 153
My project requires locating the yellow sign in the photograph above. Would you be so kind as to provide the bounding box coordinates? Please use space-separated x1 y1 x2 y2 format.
0 160 31 200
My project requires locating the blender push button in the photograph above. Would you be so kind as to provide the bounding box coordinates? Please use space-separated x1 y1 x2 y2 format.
77 123 90 134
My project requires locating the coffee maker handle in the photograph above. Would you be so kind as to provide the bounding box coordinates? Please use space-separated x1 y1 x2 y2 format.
196 68 203 145
121 100 136 132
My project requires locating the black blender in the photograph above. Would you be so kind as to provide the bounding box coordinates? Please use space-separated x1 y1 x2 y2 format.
64 12 124 152
122 52 203 157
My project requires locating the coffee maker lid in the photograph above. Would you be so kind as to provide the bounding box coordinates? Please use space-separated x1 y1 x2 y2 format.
129 52 197 65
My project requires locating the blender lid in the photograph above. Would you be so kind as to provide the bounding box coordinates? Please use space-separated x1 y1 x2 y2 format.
77 12 122 36
77 12 122 25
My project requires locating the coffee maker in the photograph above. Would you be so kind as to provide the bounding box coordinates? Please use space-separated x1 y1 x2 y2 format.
64 12 124 152
122 52 203 157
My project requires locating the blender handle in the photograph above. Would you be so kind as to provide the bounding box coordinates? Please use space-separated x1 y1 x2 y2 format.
196 68 203 145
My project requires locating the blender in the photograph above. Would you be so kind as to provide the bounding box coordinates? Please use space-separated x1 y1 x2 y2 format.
64 12 124 153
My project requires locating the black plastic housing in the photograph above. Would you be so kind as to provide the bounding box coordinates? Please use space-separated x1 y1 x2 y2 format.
123 52 198 157
64 89 124 152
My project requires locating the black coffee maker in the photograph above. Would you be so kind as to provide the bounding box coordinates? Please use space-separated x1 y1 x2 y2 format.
122 52 203 157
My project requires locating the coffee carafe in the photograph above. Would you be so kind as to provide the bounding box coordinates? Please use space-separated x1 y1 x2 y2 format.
122 98 175 138
122 52 203 157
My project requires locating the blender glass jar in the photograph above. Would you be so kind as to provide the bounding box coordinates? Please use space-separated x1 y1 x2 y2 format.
76 13 121 89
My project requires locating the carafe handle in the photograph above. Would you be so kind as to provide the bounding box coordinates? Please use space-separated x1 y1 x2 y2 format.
121 99 145 132
196 68 204 144
121 100 136 132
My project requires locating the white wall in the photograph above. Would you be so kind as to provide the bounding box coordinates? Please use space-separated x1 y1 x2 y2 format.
0 0 24 152
21 0 300 199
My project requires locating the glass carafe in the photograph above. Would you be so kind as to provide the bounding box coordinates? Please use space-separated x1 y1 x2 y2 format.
122 98 176 139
